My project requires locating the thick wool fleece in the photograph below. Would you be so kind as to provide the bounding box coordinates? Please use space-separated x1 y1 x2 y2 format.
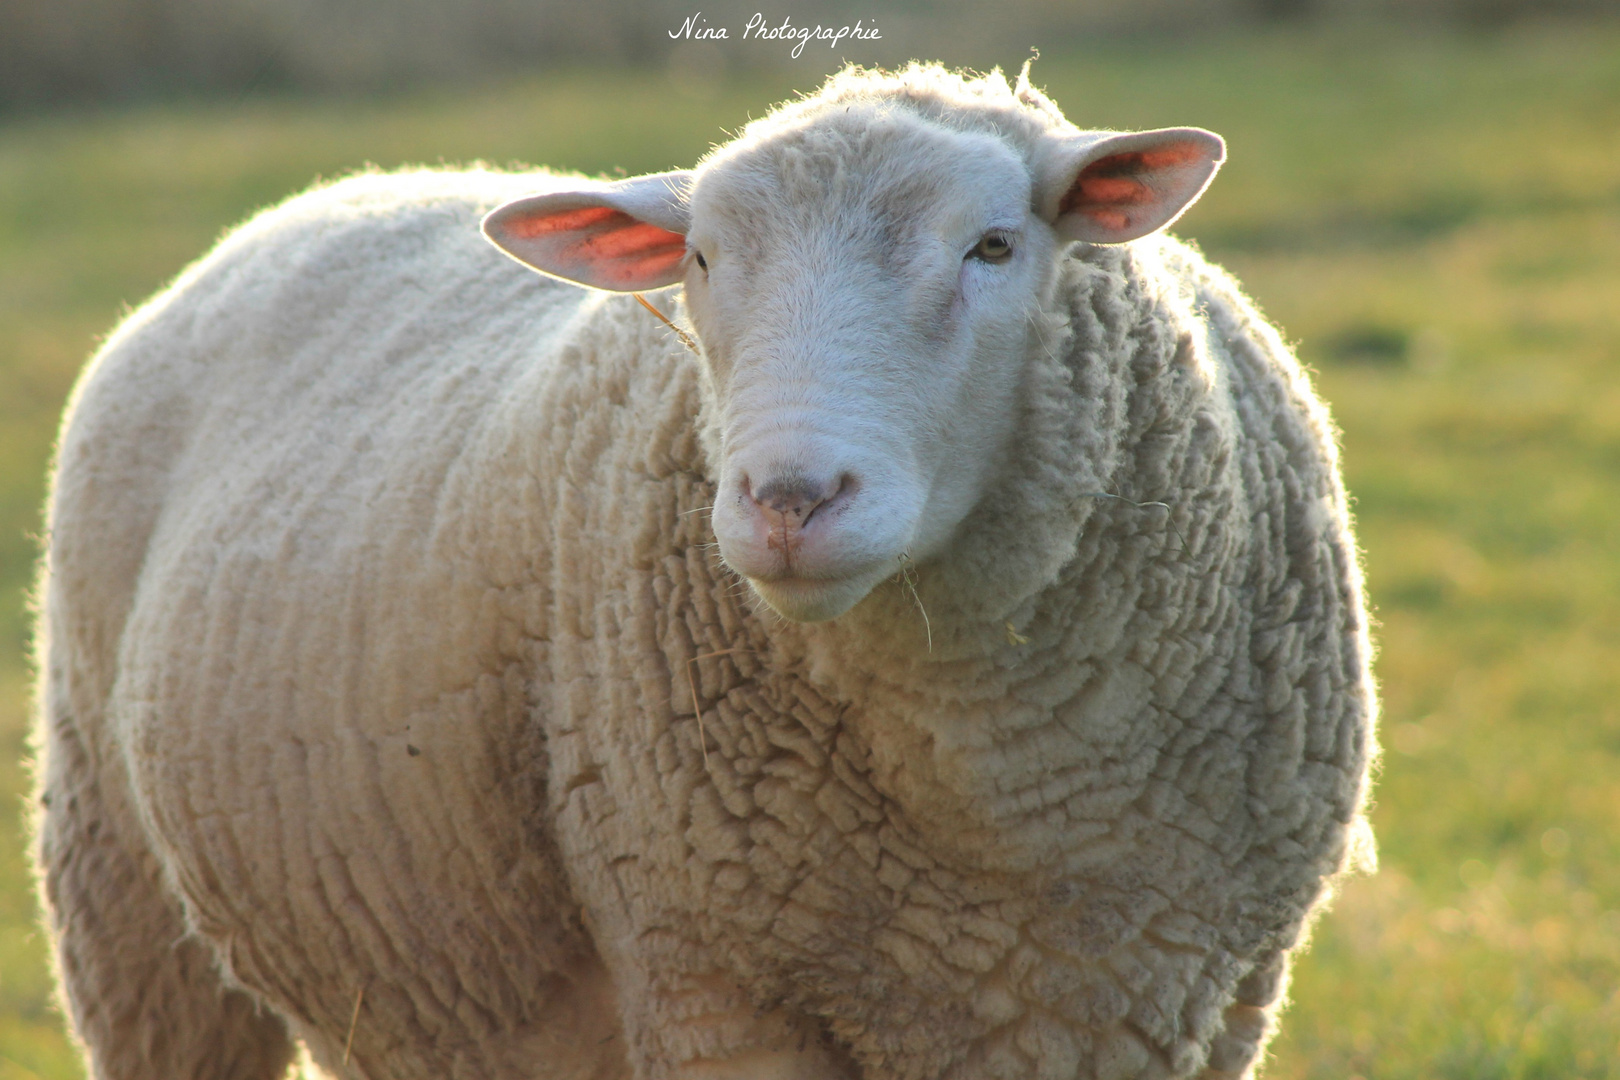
36 91 1375 1080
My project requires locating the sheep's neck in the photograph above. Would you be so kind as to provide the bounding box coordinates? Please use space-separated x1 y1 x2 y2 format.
668 243 1231 863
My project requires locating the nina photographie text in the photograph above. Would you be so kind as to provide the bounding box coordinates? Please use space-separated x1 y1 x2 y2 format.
669 12 882 58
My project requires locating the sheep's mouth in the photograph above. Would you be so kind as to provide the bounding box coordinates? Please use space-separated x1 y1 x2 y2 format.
744 568 888 623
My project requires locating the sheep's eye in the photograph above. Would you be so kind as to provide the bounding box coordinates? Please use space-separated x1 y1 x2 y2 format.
694 251 709 272
969 233 1014 264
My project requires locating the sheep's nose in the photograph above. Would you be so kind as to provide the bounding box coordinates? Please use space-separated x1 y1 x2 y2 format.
753 475 826 521
749 472 854 528
724 468 863 573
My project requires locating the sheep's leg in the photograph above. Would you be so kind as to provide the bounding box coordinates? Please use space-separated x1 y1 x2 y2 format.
37 683 293 1080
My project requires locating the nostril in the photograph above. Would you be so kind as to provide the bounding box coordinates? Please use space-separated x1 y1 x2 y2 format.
751 473 849 524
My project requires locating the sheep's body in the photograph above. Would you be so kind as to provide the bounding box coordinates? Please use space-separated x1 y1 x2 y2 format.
37 70 1375 1080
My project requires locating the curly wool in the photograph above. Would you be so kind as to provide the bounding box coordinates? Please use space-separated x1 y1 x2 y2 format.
35 69 1376 1080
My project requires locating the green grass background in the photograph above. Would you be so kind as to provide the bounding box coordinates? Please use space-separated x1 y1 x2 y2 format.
2 20 1618 1079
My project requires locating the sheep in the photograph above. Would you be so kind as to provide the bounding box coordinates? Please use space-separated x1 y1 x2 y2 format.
33 62 1377 1080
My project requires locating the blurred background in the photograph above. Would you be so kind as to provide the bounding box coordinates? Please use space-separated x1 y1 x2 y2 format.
1 1 1618 1077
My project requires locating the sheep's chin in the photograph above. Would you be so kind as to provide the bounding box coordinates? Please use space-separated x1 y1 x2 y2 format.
747 572 884 623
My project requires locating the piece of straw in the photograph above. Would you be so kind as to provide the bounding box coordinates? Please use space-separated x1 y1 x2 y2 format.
686 648 745 766
632 293 700 354
896 554 933 653
342 984 366 1067
1078 492 1189 552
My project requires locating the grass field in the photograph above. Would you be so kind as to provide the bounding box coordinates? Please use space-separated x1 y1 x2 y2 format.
2 19 1618 1078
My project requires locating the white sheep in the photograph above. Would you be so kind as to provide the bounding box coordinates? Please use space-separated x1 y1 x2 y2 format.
34 63 1376 1080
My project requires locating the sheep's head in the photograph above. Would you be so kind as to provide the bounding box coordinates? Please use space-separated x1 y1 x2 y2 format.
484 66 1223 624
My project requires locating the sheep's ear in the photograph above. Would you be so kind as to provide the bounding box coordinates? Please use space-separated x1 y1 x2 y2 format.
1037 128 1225 245
482 170 693 291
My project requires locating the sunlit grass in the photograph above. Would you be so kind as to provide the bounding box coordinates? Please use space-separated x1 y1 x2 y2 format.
1 19 1617 1078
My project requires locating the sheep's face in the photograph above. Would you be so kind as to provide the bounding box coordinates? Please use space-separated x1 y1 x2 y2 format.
482 79 1222 625
680 112 1054 622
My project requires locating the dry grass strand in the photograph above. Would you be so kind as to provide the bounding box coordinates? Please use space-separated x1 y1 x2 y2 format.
686 648 748 766
1078 491 1189 552
633 293 700 354
342 984 366 1067
895 553 933 653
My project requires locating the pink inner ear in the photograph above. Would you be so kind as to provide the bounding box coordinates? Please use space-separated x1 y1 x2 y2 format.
1062 142 1204 232
570 220 687 288
505 204 623 238
593 242 687 288
577 220 686 260
502 204 687 288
